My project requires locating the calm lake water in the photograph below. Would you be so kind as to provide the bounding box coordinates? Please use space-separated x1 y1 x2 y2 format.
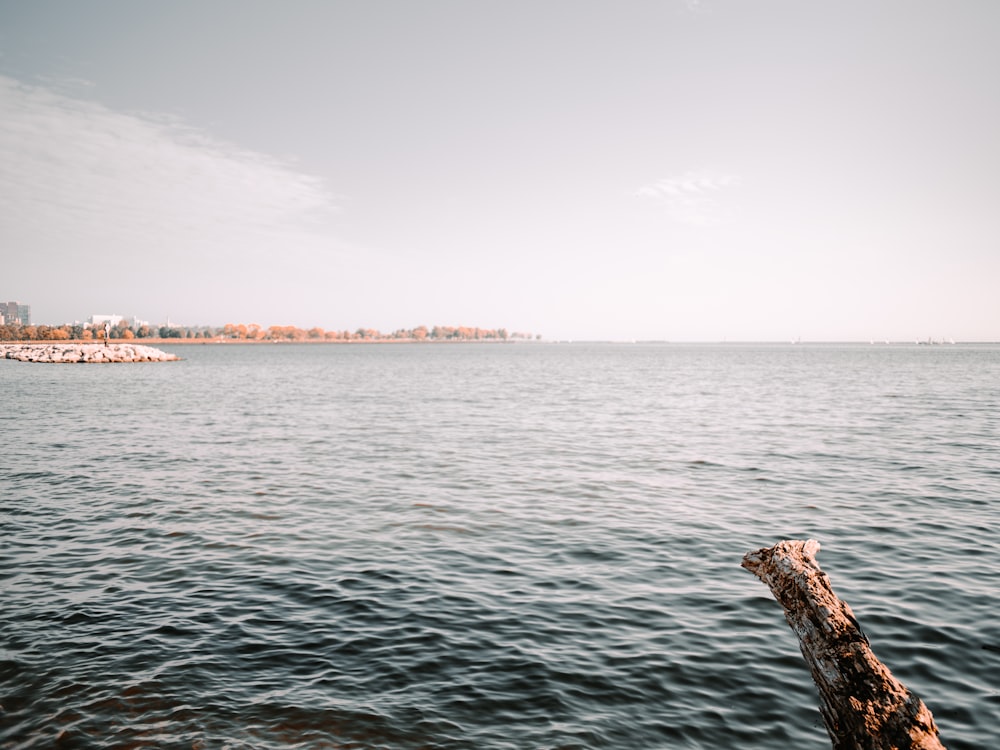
2 342 998 749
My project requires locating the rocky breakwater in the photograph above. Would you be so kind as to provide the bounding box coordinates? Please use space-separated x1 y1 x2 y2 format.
0 343 180 363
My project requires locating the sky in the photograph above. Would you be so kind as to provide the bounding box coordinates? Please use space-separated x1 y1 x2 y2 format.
1 0 998 341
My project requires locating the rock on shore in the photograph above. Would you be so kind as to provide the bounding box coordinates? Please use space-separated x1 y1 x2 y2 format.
0 343 180 363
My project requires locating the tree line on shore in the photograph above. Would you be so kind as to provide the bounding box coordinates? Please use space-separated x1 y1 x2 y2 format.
0 321 539 342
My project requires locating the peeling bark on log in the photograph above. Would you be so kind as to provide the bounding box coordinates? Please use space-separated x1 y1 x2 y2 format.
742 540 946 750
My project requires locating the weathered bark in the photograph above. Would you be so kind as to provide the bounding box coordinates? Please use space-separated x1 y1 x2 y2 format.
742 539 946 750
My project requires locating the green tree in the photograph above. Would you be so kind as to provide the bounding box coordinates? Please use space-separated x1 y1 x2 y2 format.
111 320 131 339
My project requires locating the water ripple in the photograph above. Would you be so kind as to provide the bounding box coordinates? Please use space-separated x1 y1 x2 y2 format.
2 343 998 748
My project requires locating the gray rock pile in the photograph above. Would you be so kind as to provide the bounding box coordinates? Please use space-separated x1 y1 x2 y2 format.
0 343 180 363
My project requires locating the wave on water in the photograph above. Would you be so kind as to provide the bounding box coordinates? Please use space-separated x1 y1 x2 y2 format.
2 343 998 749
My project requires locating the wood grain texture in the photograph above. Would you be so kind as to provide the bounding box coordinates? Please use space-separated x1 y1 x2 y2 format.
743 540 946 750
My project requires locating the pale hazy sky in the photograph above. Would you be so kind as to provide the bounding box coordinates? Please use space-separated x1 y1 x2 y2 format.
2 1 998 340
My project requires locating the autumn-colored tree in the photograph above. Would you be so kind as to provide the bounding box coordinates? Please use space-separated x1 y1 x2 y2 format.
30 320 532 343
110 320 131 339
42 326 63 340
432 325 456 339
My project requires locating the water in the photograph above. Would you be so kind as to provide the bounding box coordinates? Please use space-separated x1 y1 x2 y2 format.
2 342 997 749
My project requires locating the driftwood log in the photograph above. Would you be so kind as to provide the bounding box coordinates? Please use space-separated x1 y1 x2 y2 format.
742 539 945 750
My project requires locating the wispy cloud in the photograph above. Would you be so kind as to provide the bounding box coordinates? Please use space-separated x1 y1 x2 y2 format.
0 74 341 256
635 170 740 226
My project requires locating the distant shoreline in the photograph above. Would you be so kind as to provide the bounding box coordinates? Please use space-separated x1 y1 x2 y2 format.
0 337 526 346
3 338 996 346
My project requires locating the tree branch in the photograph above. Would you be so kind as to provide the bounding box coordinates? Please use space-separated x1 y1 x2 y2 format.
742 539 946 750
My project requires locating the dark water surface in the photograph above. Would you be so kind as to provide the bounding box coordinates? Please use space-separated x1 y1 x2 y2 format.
2 343 998 749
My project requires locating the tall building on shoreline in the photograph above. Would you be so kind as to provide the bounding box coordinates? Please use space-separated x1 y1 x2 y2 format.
1 301 31 326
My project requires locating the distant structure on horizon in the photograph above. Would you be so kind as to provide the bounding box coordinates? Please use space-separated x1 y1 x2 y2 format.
1 301 31 326
88 314 125 327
